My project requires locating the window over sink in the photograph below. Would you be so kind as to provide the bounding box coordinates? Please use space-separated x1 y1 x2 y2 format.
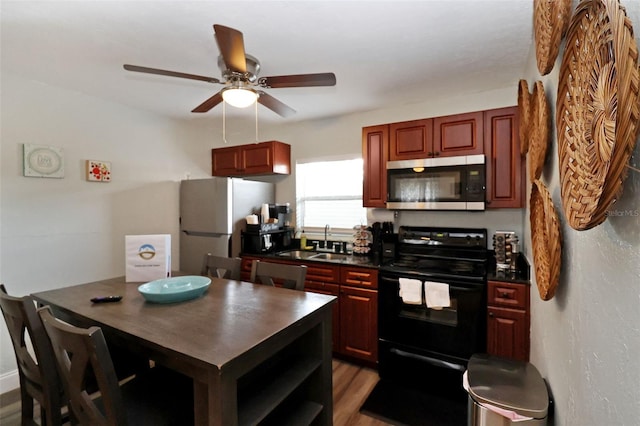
296 158 367 236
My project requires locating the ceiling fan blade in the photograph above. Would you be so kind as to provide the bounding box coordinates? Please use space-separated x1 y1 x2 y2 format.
213 24 247 73
123 64 220 84
257 91 296 117
192 91 224 113
259 73 336 89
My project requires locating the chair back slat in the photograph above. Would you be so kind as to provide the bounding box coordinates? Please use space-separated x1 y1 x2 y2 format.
0 284 63 425
38 306 127 426
249 260 307 291
201 254 241 280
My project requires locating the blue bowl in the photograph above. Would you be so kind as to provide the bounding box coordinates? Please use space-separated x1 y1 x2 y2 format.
138 276 211 304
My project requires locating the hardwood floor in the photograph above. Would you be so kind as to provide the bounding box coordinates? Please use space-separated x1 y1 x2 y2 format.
0 359 391 426
332 359 391 425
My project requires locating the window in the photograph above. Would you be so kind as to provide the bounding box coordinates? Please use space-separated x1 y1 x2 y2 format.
296 158 367 235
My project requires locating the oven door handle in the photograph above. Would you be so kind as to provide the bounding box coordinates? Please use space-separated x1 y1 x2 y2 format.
380 276 482 292
389 348 466 372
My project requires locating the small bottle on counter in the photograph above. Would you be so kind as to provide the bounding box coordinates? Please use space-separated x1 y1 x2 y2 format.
300 230 307 250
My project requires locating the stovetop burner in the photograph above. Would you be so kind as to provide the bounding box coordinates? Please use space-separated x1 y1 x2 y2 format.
381 226 488 281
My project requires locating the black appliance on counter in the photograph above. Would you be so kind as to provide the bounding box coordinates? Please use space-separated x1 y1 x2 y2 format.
369 221 395 262
241 204 294 255
362 226 488 425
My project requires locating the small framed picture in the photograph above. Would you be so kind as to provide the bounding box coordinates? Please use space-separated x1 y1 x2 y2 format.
86 160 112 182
23 144 64 178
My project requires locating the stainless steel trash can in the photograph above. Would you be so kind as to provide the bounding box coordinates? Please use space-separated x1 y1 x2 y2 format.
466 354 548 426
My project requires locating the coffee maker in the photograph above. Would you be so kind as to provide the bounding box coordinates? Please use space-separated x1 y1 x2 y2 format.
269 203 292 227
241 204 294 254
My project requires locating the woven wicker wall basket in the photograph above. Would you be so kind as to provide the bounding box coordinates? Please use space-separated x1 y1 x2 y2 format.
530 179 562 301
534 0 573 75
518 80 532 156
556 0 640 231
529 81 550 181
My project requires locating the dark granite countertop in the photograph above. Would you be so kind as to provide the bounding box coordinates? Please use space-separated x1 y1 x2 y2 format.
486 252 531 284
245 249 381 269
246 249 532 281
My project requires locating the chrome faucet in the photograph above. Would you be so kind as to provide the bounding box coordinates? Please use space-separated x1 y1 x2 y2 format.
324 224 331 247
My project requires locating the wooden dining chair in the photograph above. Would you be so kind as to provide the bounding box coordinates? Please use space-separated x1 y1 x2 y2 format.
249 260 308 291
37 306 194 426
0 284 65 426
201 254 241 280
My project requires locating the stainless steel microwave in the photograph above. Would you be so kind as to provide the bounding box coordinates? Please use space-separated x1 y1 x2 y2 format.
386 155 485 210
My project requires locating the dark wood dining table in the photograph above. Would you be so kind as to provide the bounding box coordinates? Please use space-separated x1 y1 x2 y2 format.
32 275 336 426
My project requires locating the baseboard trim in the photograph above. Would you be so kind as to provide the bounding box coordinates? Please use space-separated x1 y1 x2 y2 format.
0 370 19 395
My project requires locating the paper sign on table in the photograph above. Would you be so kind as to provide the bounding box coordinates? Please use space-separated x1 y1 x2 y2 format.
125 234 171 282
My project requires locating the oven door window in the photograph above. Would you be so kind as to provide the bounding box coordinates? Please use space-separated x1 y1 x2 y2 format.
399 299 458 326
388 166 464 202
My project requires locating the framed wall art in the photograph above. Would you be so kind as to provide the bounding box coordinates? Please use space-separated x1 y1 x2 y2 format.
86 160 112 182
23 144 64 178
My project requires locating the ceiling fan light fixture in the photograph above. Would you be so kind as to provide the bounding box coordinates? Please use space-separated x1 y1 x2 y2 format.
221 87 258 108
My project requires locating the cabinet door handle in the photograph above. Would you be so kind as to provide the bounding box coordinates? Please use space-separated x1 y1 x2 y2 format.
488 312 494 317
501 292 510 298
434 151 440 157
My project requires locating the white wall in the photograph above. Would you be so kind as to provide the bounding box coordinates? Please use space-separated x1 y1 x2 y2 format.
522 2 640 425
0 72 212 391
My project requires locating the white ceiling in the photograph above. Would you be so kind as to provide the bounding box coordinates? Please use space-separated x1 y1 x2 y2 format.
1 1 535 123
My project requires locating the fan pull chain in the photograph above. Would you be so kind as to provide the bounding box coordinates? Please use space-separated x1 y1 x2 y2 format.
222 101 228 144
255 100 259 142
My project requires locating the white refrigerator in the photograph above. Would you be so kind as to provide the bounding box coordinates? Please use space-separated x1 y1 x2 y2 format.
179 178 275 275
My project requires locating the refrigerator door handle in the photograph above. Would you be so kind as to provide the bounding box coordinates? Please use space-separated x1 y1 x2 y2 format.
182 230 229 238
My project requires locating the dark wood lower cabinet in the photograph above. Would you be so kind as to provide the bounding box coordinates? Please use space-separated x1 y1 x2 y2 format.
242 256 379 365
486 280 530 361
306 281 340 353
339 285 378 364
487 307 528 361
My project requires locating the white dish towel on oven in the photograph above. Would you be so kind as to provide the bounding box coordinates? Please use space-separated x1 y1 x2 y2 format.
398 278 422 305
424 281 451 309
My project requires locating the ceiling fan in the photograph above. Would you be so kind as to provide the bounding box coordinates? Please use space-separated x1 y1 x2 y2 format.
123 24 336 118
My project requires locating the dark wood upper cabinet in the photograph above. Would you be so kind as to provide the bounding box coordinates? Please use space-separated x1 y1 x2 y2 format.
389 119 433 160
362 106 524 209
434 111 484 156
362 125 388 208
212 140 290 177
484 107 525 208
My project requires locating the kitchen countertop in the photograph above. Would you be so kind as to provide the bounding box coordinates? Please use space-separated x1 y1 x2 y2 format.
487 252 531 284
246 249 381 268
246 249 531 283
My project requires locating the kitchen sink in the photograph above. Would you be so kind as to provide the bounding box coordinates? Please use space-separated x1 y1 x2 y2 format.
308 252 350 261
275 250 351 262
276 250 318 260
